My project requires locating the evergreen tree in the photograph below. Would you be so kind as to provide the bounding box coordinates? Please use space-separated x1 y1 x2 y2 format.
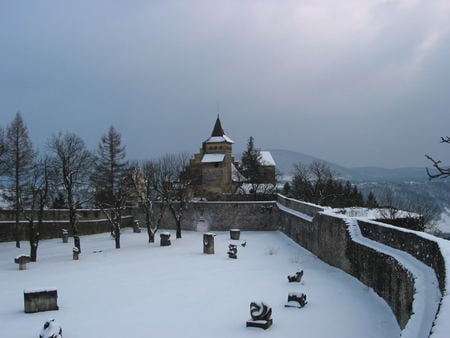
3 112 35 248
366 191 379 208
241 136 263 183
282 182 291 196
92 126 129 206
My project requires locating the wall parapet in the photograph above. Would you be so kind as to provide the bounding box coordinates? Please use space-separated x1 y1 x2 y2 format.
276 194 325 217
276 196 447 337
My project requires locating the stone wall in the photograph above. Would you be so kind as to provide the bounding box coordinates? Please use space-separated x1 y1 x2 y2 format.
129 201 278 232
0 216 134 242
276 196 439 331
277 194 325 217
358 220 446 293
0 209 105 221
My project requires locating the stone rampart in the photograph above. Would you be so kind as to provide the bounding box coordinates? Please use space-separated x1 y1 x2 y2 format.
0 215 134 242
358 220 446 293
276 194 443 333
129 201 278 232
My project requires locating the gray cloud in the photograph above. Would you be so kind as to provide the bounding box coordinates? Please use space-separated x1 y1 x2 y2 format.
1 0 449 168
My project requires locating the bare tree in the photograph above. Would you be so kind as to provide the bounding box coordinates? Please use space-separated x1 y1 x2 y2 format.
165 153 191 239
140 153 191 239
378 187 400 220
48 132 94 255
3 112 35 248
22 158 50 261
426 136 450 179
131 162 167 243
100 171 133 249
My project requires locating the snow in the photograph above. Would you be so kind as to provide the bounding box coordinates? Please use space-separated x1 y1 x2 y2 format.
24 287 57 294
204 135 235 144
436 208 450 233
231 162 246 182
0 229 399 338
201 154 225 163
259 151 276 166
342 216 441 338
333 207 420 219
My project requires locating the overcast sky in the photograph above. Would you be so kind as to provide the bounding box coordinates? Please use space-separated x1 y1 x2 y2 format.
1 0 449 169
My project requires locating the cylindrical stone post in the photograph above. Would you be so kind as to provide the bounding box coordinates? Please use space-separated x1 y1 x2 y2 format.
203 233 215 254
62 229 69 243
230 229 240 240
73 247 79 260
160 232 171 246
133 220 141 233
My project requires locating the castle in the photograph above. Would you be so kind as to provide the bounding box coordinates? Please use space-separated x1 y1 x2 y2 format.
187 116 276 198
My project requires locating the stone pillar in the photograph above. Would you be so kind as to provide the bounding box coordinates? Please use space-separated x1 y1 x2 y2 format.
15 255 31 270
73 247 79 260
203 233 215 254
133 220 141 233
61 229 69 243
160 232 171 246
230 229 240 240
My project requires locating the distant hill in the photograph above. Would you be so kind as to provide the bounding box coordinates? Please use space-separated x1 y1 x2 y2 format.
267 149 429 183
266 149 450 227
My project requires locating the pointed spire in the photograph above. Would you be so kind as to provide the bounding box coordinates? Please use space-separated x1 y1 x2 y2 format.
211 115 225 137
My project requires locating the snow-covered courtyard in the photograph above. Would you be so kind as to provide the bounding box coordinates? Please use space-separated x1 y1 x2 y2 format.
0 229 400 337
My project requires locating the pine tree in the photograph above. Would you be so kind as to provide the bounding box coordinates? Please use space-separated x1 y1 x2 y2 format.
366 192 379 208
3 112 35 248
92 126 129 207
241 136 263 183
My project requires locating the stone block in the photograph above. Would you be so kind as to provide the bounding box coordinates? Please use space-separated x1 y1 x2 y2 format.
24 288 59 313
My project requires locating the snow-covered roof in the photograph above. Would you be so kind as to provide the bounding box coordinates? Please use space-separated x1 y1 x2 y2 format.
204 116 235 144
204 135 235 144
201 154 225 163
259 151 276 166
232 163 246 182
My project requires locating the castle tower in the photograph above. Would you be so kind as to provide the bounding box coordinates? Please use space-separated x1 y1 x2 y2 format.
188 116 243 198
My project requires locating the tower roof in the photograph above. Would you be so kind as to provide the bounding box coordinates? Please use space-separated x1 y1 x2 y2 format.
204 116 234 144
211 116 225 137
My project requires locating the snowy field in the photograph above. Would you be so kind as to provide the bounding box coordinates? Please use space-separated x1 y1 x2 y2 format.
0 229 400 338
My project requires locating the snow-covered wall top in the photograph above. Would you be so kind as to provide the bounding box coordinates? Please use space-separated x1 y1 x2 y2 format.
276 195 449 338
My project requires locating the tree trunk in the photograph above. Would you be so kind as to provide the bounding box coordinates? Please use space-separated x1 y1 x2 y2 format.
176 222 182 239
15 198 20 248
30 241 38 262
114 224 120 249
69 192 81 254
29 221 39 262
147 227 155 243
